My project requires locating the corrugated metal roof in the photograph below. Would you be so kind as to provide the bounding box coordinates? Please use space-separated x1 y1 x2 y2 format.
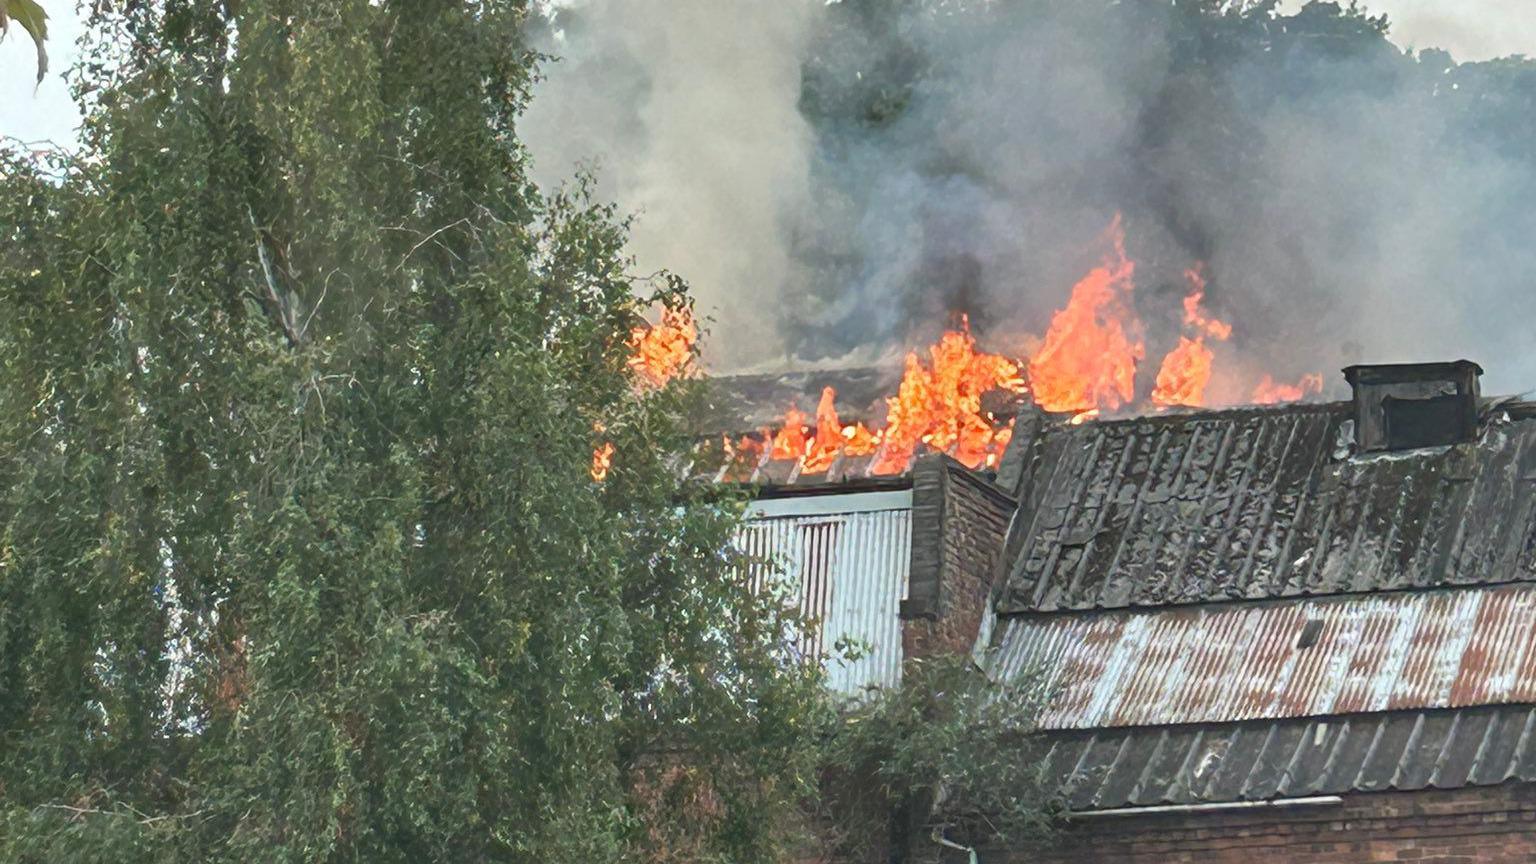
739 491 911 694
992 583 1536 729
1037 704 1536 810
997 402 1536 612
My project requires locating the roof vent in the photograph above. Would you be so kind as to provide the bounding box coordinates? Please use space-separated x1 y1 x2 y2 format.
1296 619 1324 650
1342 361 1482 453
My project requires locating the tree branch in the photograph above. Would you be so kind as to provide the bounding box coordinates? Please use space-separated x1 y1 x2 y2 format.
247 204 302 348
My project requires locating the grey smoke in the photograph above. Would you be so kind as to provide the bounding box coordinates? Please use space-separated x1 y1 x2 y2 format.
521 0 816 369
522 1 1536 396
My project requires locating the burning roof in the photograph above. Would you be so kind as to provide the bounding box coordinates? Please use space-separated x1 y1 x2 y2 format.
700 322 1027 484
613 214 1333 488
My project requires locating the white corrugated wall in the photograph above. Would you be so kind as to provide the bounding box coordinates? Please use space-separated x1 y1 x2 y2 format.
739 490 912 695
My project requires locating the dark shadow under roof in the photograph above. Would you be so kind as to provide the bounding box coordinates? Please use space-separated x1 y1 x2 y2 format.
996 401 1536 612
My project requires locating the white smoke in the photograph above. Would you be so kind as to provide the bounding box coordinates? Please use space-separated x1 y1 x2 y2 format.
521 0 817 370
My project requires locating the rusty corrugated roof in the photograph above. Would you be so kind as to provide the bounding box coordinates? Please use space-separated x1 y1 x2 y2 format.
996 402 1536 612
983 399 1536 809
1036 704 1536 810
993 583 1536 730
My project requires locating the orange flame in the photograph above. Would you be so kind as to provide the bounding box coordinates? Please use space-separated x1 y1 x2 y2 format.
1252 373 1325 405
750 321 1026 477
635 217 1333 483
1151 337 1216 408
1179 265 1232 341
840 421 880 457
870 322 1025 474
1028 214 1143 413
769 404 809 461
802 387 845 475
627 306 697 388
591 441 614 482
595 307 699 482
1151 266 1231 408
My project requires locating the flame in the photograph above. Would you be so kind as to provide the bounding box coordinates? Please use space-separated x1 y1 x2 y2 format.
1151 266 1231 408
802 387 845 475
626 306 697 388
871 352 934 475
1028 214 1143 413
750 321 1026 477
722 433 766 478
595 307 699 482
870 322 1025 475
591 441 614 482
840 421 880 456
1151 337 1216 408
1252 373 1325 404
769 404 809 461
1179 265 1232 341
654 217 1334 484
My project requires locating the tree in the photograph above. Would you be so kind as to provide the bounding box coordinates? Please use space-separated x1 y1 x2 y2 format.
0 2 825 861
816 656 1058 862
0 0 47 84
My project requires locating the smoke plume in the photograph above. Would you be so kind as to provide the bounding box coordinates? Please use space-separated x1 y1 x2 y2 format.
521 0 816 368
522 0 1536 396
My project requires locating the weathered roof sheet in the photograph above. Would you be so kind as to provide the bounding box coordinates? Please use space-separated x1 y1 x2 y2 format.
1039 704 1536 810
997 402 1536 612
994 583 1536 730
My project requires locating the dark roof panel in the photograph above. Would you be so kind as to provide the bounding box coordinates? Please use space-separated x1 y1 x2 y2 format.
1354 712 1417 792
1041 705 1536 810
1470 708 1529 785
998 403 1536 611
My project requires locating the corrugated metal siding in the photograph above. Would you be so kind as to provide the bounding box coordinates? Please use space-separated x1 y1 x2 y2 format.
992 583 1536 729
997 404 1536 612
738 493 911 694
1037 704 1536 810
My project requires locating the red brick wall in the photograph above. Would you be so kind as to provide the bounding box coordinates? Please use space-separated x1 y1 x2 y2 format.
901 455 1015 660
965 785 1536 864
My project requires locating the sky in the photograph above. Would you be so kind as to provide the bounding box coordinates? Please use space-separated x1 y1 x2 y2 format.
1 1 1531 151
0 2 86 151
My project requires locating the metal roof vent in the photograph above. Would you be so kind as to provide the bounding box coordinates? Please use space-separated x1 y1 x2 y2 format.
1343 361 1482 453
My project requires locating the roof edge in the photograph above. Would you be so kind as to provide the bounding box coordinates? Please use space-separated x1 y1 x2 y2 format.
745 475 914 499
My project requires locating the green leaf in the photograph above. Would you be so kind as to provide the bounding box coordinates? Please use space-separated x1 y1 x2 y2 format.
1 0 48 85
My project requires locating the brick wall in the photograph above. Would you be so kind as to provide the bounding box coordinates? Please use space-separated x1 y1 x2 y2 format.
951 785 1536 864
901 455 1015 660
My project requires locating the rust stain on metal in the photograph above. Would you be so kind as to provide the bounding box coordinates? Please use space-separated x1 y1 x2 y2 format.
738 493 912 695
996 584 1536 729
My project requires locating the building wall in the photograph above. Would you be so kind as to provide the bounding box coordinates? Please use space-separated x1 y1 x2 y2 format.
974 785 1536 864
902 456 1016 661
740 490 912 694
